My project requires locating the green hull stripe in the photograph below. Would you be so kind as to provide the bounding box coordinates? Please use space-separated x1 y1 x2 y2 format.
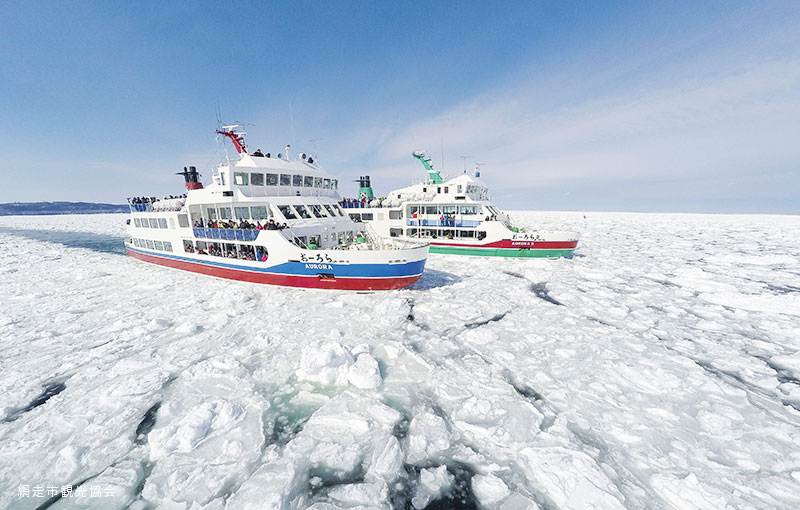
430 245 574 258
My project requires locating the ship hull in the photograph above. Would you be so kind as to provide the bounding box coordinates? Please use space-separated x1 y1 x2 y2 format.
127 248 424 291
429 239 578 258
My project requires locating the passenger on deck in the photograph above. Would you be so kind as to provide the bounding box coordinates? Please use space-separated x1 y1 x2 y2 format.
252 149 264 157
267 219 278 230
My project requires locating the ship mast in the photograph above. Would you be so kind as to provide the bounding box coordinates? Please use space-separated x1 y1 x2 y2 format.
216 125 247 154
412 151 443 184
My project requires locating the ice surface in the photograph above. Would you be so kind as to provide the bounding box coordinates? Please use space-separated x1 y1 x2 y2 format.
1 212 800 509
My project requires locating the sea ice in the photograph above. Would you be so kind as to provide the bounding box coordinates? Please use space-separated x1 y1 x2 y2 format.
1 211 799 509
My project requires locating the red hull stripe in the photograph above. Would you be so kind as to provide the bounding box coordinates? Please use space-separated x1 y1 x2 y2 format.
127 249 421 291
431 240 578 249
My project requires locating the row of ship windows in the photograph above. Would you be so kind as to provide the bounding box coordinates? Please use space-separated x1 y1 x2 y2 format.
232 172 338 190
203 203 345 222
419 184 486 196
132 238 174 252
400 228 487 240
183 241 269 261
408 205 483 215
134 217 169 229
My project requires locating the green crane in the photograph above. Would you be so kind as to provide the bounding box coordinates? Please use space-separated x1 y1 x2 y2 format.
412 151 443 184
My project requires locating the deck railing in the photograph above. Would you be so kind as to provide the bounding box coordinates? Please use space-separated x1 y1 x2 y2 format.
406 219 481 228
193 228 260 242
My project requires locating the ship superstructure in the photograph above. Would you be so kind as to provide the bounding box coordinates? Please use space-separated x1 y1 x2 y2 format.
124 127 429 290
342 151 580 258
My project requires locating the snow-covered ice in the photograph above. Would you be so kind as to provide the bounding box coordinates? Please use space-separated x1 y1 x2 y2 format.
1 211 799 509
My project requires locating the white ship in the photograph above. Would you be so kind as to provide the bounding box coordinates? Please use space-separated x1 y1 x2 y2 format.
341 152 580 257
124 127 429 290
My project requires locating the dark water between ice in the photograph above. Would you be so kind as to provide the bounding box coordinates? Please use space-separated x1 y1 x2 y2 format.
0 227 126 255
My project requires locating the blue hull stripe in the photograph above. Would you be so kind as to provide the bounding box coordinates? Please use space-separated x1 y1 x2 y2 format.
127 247 426 279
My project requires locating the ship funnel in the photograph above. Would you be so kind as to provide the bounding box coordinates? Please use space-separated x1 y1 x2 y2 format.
354 175 374 200
177 165 204 190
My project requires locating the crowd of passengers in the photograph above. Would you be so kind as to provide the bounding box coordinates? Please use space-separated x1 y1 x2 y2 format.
184 241 268 261
339 197 387 208
193 218 289 230
129 194 187 205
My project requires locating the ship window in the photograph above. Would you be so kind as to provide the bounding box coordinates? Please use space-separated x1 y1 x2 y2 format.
331 179 338 190
323 205 336 216
280 174 291 186
437 187 441 193
234 172 249 186
425 206 439 215
408 206 419 216
310 205 324 218
346 231 354 243
323 178 331 189
207 208 217 220
134 218 141 227
219 207 232 220
294 205 312 219
293 174 303 186
458 205 478 215
407 228 418 236
444 187 449 193
458 230 475 238
361 213 373 220
349 213 361 221
304 176 314 187
389 228 403 237
158 218 168 229
250 206 268 220
251 173 264 186
477 231 487 240
154 240 164 251
146 239 155 249
178 214 190 227
442 205 456 214
234 207 250 219
457 185 462 193
296 236 307 247
266 173 278 186
255 246 268 261
334 205 345 216
278 205 297 220
148 218 159 228
422 187 427 193
314 177 323 187
389 210 403 220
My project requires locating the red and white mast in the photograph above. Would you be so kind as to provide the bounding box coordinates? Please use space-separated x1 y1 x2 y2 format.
216 125 247 154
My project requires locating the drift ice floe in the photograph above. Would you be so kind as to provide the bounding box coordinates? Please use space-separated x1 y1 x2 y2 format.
124 126 429 290
340 151 580 258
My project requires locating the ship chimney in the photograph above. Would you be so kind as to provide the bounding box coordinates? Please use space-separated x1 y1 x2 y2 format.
176 166 204 190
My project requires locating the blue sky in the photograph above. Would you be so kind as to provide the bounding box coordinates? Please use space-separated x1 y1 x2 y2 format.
1 1 798 213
